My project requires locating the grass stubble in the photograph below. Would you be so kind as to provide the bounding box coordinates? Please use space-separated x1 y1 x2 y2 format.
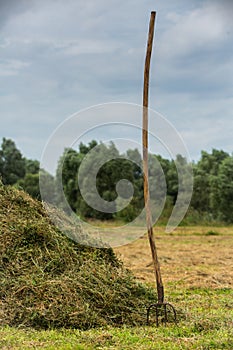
0 183 232 349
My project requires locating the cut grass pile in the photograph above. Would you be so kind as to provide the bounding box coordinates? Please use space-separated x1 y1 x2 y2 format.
0 182 156 329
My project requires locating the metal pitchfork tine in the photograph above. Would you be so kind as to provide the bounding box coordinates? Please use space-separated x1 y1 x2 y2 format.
142 11 176 326
147 302 177 326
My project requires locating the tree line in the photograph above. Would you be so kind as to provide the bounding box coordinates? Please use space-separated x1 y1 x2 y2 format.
0 137 232 224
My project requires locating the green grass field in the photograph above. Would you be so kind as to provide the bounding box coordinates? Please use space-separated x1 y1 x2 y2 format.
1 286 232 349
1 226 233 350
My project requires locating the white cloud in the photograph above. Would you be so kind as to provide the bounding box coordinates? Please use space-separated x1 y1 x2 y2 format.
55 39 118 56
0 59 30 76
157 1 232 60
0 0 232 161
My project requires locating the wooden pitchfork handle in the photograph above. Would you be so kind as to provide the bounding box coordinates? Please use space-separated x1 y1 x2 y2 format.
142 11 164 304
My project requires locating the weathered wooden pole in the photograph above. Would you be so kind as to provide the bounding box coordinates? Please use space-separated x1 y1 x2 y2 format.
142 11 164 303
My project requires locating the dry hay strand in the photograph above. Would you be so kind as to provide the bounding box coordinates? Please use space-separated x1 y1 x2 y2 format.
0 181 156 329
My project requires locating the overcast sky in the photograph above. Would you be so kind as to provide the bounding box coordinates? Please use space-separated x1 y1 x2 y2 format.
1 0 233 163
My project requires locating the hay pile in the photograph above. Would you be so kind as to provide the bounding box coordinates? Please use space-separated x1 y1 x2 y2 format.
0 182 155 329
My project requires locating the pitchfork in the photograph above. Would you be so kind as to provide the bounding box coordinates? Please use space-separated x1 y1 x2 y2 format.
142 11 177 327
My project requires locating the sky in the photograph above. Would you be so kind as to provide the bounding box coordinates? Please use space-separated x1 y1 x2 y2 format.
1 0 233 164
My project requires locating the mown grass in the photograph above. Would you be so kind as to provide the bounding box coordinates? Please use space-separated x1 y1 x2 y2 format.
0 183 158 329
1 286 232 349
1 183 232 349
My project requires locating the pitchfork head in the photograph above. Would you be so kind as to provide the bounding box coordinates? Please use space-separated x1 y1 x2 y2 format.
147 302 177 326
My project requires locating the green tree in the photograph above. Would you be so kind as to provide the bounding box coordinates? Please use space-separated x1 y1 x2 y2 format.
16 159 41 199
17 173 41 199
79 140 98 155
76 142 144 221
25 159 40 174
113 149 144 222
166 159 178 204
56 148 82 211
0 138 26 185
210 156 233 222
77 142 118 219
191 149 229 215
